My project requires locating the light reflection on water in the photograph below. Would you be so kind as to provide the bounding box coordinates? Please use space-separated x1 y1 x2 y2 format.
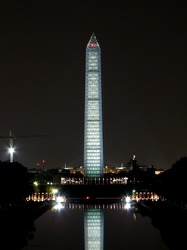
22 201 169 250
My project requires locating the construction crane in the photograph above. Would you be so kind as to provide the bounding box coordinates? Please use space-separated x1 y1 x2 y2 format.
0 130 46 162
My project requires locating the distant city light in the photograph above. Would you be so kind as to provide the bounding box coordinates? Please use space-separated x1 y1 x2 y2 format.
125 196 131 203
56 196 66 203
53 189 58 194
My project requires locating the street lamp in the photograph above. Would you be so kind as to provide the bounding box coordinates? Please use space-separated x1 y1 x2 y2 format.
8 146 15 163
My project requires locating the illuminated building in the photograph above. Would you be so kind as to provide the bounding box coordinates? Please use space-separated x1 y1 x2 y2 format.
84 33 104 179
155 169 164 175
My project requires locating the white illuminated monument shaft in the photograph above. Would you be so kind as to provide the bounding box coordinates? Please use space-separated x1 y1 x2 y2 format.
84 33 104 179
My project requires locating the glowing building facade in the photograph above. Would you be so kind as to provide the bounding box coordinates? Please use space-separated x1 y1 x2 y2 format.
84 33 104 179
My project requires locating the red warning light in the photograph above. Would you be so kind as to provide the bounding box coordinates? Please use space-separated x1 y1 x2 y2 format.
90 43 96 48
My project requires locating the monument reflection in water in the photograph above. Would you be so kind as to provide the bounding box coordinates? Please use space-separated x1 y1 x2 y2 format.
83 200 131 250
84 207 104 250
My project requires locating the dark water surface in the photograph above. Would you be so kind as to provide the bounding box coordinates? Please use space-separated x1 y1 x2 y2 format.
21 202 170 250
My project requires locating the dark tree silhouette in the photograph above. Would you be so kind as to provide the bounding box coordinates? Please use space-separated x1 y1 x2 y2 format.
0 161 31 207
154 156 187 205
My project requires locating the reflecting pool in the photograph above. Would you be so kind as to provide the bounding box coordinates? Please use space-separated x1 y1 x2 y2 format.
21 201 170 250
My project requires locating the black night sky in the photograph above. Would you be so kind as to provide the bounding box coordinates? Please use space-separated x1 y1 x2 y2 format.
0 0 186 170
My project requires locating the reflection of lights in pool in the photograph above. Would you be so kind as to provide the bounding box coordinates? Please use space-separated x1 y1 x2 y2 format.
124 203 131 209
54 203 65 210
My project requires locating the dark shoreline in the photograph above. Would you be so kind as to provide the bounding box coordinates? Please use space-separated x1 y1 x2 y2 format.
0 200 54 249
135 200 187 250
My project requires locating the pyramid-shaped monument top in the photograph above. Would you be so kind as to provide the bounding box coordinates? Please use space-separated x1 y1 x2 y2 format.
87 33 100 48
